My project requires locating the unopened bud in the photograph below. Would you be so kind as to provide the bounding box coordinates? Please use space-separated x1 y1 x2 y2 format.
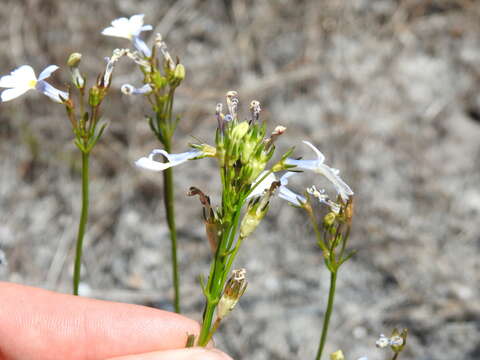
88 86 101 107
217 269 247 320
324 212 336 227
67 53 82 68
330 350 345 360
230 121 249 143
174 63 185 81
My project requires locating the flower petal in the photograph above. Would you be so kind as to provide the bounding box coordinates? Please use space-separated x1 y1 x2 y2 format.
132 36 151 57
129 14 145 29
135 156 172 171
0 65 36 88
302 140 325 163
38 65 59 81
247 172 277 199
316 163 353 202
101 26 131 39
136 149 202 172
279 184 306 207
35 81 68 103
1 87 31 102
141 25 153 32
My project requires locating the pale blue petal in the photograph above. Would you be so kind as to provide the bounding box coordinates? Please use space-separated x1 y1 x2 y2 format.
302 140 325 163
35 81 68 103
132 36 151 57
317 163 354 202
38 65 59 81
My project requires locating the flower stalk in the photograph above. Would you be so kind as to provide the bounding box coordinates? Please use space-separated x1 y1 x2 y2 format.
73 152 89 295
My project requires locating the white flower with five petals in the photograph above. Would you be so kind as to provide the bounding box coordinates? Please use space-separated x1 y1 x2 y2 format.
0 65 68 103
135 149 203 172
285 141 353 202
102 14 153 57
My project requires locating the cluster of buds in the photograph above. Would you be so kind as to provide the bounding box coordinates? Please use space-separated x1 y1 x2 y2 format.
63 49 126 153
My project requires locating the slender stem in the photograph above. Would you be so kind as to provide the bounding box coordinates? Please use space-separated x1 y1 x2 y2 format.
315 271 338 360
391 353 399 360
205 317 222 345
73 152 90 295
198 299 217 346
162 137 181 313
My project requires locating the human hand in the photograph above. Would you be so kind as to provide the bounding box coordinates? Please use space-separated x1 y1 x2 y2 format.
0 282 233 360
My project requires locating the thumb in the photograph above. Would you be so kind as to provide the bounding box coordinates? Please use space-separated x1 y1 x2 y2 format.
106 347 233 360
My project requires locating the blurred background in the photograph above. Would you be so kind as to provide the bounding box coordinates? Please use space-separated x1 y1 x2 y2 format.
1 0 479 359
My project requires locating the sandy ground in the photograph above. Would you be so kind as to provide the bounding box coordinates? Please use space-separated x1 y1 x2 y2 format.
1 1 479 359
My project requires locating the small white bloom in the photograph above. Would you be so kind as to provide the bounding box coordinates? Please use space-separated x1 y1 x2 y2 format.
102 14 153 57
375 334 391 348
278 172 306 207
307 185 341 214
135 148 202 172
121 83 152 96
0 65 68 103
286 141 353 202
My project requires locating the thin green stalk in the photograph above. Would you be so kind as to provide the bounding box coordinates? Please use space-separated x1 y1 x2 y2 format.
391 353 399 360
73 152 90 296
315 271 338 360
162 137 180 313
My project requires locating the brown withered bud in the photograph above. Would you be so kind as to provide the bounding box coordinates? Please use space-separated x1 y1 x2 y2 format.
216 103 225 133
187 187 219 253
217 268 248 320
249 100 261 124
226 91 239 120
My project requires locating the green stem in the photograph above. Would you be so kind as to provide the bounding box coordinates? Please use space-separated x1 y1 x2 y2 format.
315 271 338 360
73 152 90 296
162 138 180 313
391 353 400 360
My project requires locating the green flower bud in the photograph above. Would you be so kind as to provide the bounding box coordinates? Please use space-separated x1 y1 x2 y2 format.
330 350 345 360
67 53 82 67
324 212 336 227
230 121 249 143
88 86 102 107
151 72 167 89
174 63 185 81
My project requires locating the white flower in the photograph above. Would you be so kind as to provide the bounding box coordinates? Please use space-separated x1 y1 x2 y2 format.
375 334 391 348
135 148 203 171
285 141 353 202
102 14 153 57
0 65 68 103
247 171 277 200
278 172 306 207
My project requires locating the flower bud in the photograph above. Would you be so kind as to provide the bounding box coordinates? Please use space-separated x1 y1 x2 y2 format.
88 86 101 107
330 350 345 360
230 121 249 143
174 63 185 81
67 53 82 68
217 269 248 320
324 212 337 227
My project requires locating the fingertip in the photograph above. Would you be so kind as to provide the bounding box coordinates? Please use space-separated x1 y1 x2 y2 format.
106 347 233 360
